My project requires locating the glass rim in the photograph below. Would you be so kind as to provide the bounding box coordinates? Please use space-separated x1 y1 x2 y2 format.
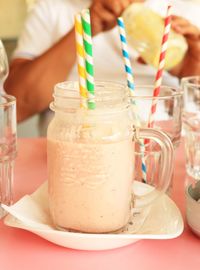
181 76 200 87
52 80 129 115
0 94 16 107
54 81 182 98
54 80 128 100
129 85 183 100
55 80 125 92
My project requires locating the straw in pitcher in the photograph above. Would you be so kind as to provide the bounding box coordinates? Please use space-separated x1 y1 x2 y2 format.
148 5 172 128
81 9 96 110
75 13 88 109
117 17 135 94
117 17 147 182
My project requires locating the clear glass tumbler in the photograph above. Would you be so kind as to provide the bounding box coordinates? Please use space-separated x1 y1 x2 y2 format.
129 85 183 189
182 76 200 180
0 94 17 218
129 85 183 149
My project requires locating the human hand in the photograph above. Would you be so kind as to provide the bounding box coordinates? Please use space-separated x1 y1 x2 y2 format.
137 15 200 73
169 15 200 77
89 0 144 35
171 15 200 61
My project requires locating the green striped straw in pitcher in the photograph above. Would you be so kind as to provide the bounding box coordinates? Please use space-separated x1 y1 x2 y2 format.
81 9 96 110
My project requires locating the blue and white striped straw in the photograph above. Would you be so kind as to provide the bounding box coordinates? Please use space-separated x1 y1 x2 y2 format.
117 17 135 95
117 17 147 182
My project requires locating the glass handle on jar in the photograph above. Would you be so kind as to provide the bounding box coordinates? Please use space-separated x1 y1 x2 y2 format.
133 127 174 208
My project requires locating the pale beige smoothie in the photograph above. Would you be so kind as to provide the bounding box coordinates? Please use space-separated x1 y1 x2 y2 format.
48 138 134 233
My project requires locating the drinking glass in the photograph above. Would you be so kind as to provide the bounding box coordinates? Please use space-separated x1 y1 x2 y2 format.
181 76 200 180
47 81 174 233
129 85 183 188
0 94 17 218
129 85 183 149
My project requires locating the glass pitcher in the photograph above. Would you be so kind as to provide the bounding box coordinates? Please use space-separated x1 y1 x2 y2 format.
47 81 174 233
122 3 188 70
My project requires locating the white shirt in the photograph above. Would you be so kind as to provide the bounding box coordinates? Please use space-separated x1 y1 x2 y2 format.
13 0 200 134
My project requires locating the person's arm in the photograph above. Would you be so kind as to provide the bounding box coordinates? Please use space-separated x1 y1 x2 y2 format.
5 29 77 122
5 0 143 122
169 16 200 78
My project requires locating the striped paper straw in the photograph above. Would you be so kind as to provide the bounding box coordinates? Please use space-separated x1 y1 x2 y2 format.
148 5 172 128
117 17 135 95
117 17 147 182
117 17 140 121
75 13 88 109
81 9 96 110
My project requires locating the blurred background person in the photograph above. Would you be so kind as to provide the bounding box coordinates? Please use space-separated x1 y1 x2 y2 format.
2 0 200 135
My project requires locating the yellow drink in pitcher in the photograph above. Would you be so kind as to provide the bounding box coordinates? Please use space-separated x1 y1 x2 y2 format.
122 3 188 70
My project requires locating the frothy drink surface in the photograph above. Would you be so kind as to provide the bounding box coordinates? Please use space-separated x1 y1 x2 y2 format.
48 138 134 233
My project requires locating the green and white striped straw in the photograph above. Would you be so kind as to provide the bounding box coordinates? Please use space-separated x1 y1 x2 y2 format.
81 9 96 110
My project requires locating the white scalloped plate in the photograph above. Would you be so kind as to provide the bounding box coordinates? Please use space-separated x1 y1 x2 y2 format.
2 182 184 250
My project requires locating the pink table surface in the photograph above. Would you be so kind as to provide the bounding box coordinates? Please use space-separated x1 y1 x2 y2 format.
0 138 200 270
